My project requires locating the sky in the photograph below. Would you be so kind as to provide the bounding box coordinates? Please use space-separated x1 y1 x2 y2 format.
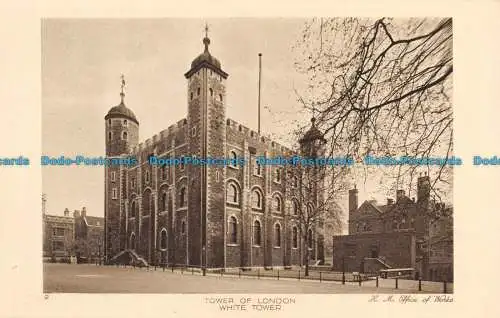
42 18 385 218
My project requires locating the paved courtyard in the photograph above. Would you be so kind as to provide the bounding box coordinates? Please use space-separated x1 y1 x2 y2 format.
43 263 451 294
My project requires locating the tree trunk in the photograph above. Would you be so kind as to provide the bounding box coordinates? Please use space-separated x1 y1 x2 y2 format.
305 246 310 276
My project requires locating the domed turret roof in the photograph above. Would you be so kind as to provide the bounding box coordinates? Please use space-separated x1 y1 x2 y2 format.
105 76 138 124
105 101 138 124
299 117 326 144
191 37 222 69
184 33 228 79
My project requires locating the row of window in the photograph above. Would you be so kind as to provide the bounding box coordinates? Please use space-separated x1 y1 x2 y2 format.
108 130 128 141
190 87 223 102
119 184 312 219
353 218 416 233
51 227 65 237
227 151 298 186
229 217 313 249
228 182 311 214
127 189 185 218
128 219 313 251
108 119 129 127
110 156 298 190
128 223 186 252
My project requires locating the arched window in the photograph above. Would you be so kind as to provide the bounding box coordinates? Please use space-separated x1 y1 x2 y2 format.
253 160 262 176
292 200 299 215
197 87 200 96
131 201 136 218
161 192 167 211
142 190 151 217
181 220 186 234
179 187 187 207
229 216 237 243
145 170 150 183
292 227 298 248
252 189 263 210
190 92 193 100
122 131 128 141
253 220 261 246
226 182 239 204
273 196 282 212
209 88 213 97
168 193 173 212
274 223 281 247
108 131 112 141
307 229 313 248
123 119 128 126
229 151 238 167
219 94 223 102
130 233 136 249
160 229 167 250
162 165 168 181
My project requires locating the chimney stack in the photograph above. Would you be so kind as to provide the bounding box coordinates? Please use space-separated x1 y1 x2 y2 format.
417 174 431 202
81 207 87 218
63 208 69 217
73 210 80 218
348 185 359 213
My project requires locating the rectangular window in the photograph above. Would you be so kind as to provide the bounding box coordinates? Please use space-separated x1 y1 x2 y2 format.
52 241 64 251
111 171 116 182
274 168 281 183
112 188 118 199
52 228 65 237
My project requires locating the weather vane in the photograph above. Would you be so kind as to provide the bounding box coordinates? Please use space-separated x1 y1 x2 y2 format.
120 74 126 94
120 74 126 103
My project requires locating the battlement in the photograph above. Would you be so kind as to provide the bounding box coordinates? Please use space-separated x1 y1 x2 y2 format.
130 118 187 155
226 118 295 155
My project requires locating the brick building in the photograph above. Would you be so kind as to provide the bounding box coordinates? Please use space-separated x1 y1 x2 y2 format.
104 33 326 268
332 174 453 281
43 208 75 262
74 207 105 263
43 205 104 263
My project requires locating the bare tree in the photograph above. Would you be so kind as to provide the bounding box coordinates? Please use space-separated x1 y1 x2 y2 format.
293 18 453 202
284 124 348 276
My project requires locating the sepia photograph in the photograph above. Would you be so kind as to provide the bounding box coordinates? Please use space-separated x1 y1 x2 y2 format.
41 17 453 294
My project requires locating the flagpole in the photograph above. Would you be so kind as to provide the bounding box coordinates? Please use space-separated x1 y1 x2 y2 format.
258 53 262 135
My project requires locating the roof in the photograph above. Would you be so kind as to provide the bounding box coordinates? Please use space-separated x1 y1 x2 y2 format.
104 102 139 124
184 36 228 79
84 216 104 227
299 118 326 144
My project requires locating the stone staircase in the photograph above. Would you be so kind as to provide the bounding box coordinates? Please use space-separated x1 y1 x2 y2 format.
108 249 149 267
363 257 392 275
